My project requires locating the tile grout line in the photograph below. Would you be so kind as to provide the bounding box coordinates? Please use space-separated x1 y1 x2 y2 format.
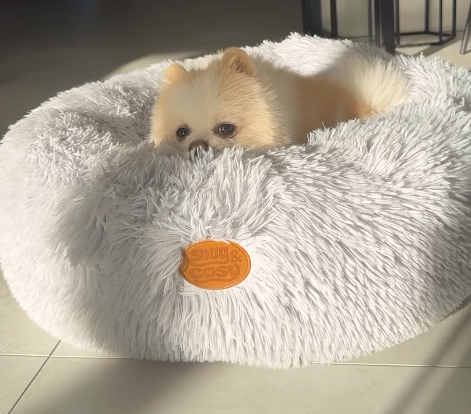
3 352 471 368
3 344 471 366
3 351 471 368
0 353 50 357
7 341 61 414
0 352 128 359
329 362 471 369
49 355 130 360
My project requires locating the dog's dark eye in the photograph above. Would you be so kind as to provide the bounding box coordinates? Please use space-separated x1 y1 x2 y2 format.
217 123 236 138
176 126 190 140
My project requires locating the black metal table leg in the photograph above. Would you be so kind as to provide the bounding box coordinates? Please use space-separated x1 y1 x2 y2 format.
452 0 457 37
395 0 456 48
438 0 443 44
301 0 323 36
301 0 395 54
460 1 471 54
374 0 381 47
394 0 401 46
330 0 338 38
425 0 430 32
379 0 396 54
368 0 374 43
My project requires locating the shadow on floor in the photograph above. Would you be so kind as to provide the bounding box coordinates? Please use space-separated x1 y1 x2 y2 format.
11 355 216 414
0 0 302 136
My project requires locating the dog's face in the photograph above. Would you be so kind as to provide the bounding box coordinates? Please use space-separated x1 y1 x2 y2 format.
151 48 277 153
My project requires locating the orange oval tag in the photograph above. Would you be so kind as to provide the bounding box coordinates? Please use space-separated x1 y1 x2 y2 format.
179 240 251 290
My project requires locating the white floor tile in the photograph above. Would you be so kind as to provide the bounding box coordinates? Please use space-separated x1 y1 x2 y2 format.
9 358 471 414
52 342 120 359
396 34 431 55
0 271 59 356
397 44 430 56
431 38 471 67
351 303 471 367
0 356 46 414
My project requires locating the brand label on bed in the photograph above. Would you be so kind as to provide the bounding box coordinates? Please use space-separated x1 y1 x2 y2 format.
179 240 251 290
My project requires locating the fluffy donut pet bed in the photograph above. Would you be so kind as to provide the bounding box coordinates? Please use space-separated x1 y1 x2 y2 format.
1 34 471 368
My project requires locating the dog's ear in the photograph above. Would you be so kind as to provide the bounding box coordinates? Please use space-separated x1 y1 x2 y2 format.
163 63 187 84
221 48 256 76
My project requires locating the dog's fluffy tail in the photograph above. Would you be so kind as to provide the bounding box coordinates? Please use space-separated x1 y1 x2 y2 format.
331 55 409 114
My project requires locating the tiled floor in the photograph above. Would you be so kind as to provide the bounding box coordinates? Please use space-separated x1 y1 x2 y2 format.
2 1 471 413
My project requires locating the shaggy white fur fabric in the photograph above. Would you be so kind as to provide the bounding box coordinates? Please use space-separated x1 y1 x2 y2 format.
1 34 471 368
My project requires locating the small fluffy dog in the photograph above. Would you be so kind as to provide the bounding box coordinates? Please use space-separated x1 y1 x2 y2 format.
150 47 408 153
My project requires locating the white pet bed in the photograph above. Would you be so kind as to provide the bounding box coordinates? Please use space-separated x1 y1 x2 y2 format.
1 34 471 368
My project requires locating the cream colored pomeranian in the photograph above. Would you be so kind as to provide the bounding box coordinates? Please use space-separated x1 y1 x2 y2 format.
150 47 408 153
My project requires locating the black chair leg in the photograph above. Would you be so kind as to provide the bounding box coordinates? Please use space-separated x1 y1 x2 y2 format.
379 0 396 54
330 0 338 38
460 1 471 54
374 0 381 47
301 0 323 36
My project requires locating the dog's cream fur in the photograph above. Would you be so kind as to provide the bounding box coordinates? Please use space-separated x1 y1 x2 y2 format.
150 48 408 152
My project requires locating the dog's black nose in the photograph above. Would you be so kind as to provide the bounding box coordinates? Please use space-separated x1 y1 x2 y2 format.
188 140 209 152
